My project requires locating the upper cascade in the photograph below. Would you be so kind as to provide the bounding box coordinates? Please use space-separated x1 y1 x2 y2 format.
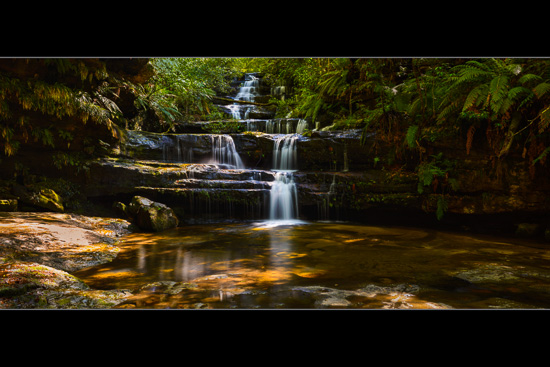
215 73 278 121
235 74 260 102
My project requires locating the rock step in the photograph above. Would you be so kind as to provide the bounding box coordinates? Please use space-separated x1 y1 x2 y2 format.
173 179 272 190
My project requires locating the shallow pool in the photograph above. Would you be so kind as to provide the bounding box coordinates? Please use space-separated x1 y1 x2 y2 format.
72 220 550 309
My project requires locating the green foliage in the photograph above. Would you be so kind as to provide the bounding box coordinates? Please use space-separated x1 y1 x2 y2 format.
0 59 122 159
129 81 182 131
204 120 244 134
416 153 457 194
415 153 457 220
149 58 238 121
405 125 419 148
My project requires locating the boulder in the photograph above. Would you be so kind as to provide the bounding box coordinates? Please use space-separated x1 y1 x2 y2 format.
0 199 17 212
12 184 64 212
128 196 178 232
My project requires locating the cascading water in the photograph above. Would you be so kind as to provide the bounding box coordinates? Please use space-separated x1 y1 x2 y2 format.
269 171 298 220
225 74 259 120
148 72 310 224
236 74 259 102
272 134 298 170
210 135 244 168
269 134 300 222
265 119 309 134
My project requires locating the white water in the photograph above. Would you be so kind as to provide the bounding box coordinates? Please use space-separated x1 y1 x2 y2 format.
226 74 258 119
269 171 299 221
296 119 309 134
265 119 308 134
210 135 244 168
272 135 299 171
236 75 259 102
228 104 251 120
269 134 300 221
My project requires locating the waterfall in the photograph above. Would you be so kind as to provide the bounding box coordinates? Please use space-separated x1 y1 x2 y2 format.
269 171 298 220
296 119 309 134
210 135 244 168
236 74 259 102
272 135 298 171
269 134 299 221
264 119 309 135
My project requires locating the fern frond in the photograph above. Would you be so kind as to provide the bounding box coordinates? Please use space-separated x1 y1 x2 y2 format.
508 86 531 100
532 146 550 165
319 70 348 98
518 73 542 85
453 61 491 85
437 99 461 122
488 75 509 114
537 105 550 133
462 84 488 111
533 82 550 99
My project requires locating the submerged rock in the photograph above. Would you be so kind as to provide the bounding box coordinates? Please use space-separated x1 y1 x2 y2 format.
291 284 450 309
128 196 179 232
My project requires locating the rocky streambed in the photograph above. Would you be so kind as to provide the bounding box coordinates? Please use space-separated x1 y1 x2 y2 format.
0 212 134 308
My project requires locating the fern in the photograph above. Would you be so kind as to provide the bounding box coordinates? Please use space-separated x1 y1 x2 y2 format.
319 70 349 97
488 74 509 114
462 84 489 111
518 73 542 85
533 82 550 98
537 105 550 133
532 146 550 165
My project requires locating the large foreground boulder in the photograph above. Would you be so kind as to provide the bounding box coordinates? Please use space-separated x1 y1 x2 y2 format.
128 196 179 232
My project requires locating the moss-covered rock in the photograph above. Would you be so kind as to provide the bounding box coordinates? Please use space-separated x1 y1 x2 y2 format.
11 184 64 212
0 212 135 309
128 196 178 232
0 261 132 308
33 188 64 212
0 199 17 212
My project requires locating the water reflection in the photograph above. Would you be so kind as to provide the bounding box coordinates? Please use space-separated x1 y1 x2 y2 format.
72 221 550 309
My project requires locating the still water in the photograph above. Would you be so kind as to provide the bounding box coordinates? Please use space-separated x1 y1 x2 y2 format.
72 220 550 309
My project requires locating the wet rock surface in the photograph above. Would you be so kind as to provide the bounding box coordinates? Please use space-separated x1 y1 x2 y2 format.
0 212 133 308
127 195 179 232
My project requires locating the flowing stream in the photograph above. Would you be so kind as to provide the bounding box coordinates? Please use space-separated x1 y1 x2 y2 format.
71 73 550 309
